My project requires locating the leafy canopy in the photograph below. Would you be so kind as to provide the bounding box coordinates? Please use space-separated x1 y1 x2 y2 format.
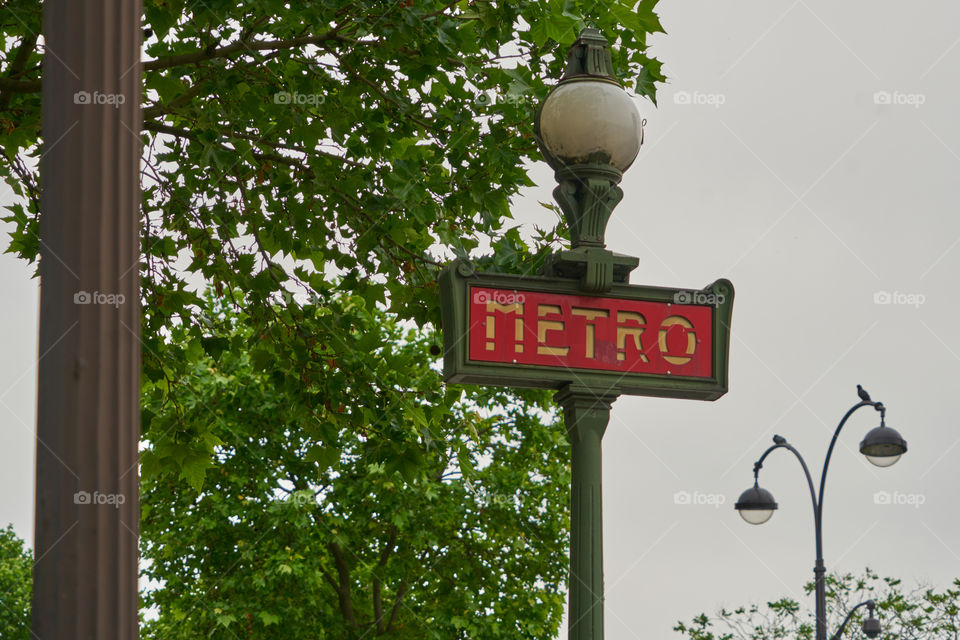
141 294 572 638
1 0 664 338
0 0 666 637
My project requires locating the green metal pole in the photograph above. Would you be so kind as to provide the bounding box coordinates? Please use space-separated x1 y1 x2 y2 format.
555 384 618 640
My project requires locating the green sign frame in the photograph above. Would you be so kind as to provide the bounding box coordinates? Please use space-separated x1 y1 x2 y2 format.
439 259 734 401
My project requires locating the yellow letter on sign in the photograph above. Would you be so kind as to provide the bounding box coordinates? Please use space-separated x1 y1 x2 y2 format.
658 315 696 366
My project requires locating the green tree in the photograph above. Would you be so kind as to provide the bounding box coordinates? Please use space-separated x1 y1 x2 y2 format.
1 0 664 342
674 570 960 640
141 294 571 638
1 0 666 637
0 525 32 640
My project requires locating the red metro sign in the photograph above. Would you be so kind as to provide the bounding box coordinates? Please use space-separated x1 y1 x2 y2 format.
469 287 712 378
439 263 734 400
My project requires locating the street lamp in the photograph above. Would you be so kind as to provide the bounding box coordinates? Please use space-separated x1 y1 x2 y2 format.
830 600 882 640
534 27 645 293
536 58 643 172
733 483 777 525
533 28 646 640
860 423 908 468
734 385 906 640
442 24 734 640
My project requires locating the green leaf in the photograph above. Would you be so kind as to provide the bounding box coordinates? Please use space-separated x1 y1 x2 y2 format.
201 336 229 361
305 445 339 472
258 611 280 626
179 453 210 492
215 613 237 627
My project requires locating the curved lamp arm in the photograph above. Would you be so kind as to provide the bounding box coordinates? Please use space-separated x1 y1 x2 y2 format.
829 599 875 640
818 400 884 529
753 437 819 544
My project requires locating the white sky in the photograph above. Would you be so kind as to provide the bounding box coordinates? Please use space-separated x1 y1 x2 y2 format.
510 1 960 636
2 1 960 637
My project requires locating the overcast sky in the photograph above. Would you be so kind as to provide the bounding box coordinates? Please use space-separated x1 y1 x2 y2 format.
2 1 959 637
516 0 960 636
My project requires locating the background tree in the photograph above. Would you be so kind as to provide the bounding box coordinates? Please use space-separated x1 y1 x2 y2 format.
0 0 666 637
673 569 960 640
1 0 664 340
0 525 32 640
140 293 571 638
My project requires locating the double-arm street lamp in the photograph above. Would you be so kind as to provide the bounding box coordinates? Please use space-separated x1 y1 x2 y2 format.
734 385 907 640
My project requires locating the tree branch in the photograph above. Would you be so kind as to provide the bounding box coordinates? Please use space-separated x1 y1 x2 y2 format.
319 565 339 591
328 541 359 629
0 32 39 106
372 526 399 633
0 77 40 93
384 579 410 634
142 82 205 119
142 120 361 169
372 579 383 633
0 30 346 94
142 28 348 72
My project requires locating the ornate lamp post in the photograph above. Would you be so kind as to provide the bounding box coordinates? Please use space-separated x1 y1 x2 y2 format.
441 27 735 640
533 28 644 640
734 385 907 640
535 27 644 293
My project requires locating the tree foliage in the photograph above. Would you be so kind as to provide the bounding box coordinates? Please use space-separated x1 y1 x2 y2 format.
0 525 32 640
1 0 664 337
141 294 571 638
674 570 960 640
0 0 666 637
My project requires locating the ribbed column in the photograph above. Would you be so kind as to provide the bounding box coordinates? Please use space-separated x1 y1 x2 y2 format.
34 1 141 638
555 384 618 640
